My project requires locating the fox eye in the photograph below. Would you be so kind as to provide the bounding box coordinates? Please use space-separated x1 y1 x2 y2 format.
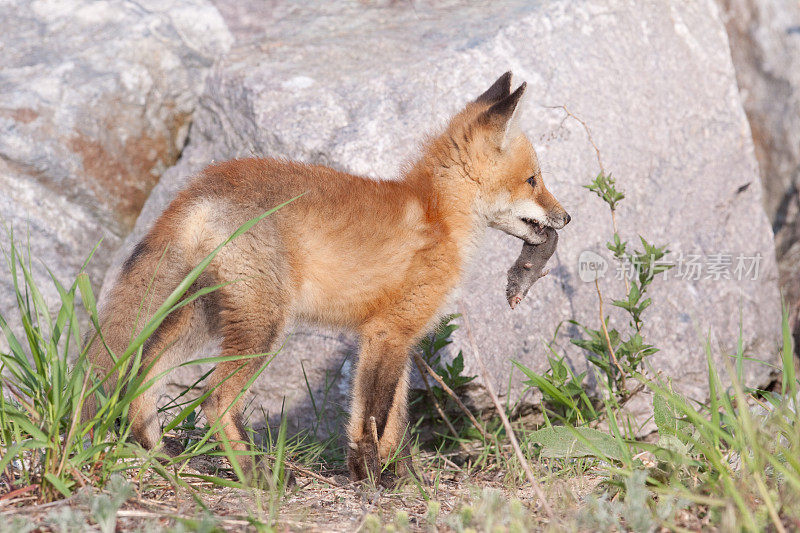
526 176 536 187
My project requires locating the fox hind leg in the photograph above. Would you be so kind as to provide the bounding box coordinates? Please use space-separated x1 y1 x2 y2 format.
200 280 287 483
128 304 195 453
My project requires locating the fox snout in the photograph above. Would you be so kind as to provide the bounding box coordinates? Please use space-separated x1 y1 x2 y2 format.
536 187 570 229
550 207 571 229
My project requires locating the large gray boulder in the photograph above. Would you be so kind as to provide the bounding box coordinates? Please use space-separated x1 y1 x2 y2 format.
108 0 782 434
0 0 231 334
716 0 800 342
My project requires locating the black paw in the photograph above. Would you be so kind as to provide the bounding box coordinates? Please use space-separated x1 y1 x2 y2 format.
347 439 381 485
153 436 186 465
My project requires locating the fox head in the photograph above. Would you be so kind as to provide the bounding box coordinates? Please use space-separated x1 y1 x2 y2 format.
439 72 570 244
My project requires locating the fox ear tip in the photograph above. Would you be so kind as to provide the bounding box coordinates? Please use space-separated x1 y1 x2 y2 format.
484 81 527 120
476 71 514 103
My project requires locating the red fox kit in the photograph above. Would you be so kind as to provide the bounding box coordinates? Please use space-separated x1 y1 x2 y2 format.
83 72 570 484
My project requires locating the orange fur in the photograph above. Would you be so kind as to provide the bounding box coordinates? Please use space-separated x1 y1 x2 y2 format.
83 73 569 485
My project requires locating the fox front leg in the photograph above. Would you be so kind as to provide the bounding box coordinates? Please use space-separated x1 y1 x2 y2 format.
347 333 411 485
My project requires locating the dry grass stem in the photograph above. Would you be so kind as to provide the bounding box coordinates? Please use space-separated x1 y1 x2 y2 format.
551 104 630 293
412 351 468 449
413 351 489 441
285 460 342 488
549 104 604 174
594 278 626 388
458 301 555 520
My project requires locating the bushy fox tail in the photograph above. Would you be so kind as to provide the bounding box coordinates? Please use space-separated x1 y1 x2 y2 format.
80 228 193 434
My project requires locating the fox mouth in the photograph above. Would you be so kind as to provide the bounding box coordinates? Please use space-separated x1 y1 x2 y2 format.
521 217 548 236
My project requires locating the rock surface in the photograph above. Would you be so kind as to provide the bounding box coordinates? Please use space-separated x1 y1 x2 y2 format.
0 0 231 335
106 0 783 434
716 0 800 341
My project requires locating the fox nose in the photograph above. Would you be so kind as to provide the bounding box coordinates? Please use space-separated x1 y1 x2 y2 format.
564 213 571 225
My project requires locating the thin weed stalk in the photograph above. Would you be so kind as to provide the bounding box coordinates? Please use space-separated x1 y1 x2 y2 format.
458 301 555 520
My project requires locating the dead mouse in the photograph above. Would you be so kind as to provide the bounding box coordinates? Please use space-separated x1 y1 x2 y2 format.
506 227 558 309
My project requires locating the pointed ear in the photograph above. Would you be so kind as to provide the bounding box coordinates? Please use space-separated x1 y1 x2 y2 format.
480 82 527 148
476 71 513 104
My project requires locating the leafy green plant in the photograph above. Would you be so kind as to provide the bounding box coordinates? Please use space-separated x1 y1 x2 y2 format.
516 155 800 529
585 171 624 211
418 314 476 396
410 314 478 441
87 475 135 533
520 274 800 530
515 169 671 426
514 352 596 425
578 469 682 532
579 171 672 391
634 315 800 531
446 487 533 533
